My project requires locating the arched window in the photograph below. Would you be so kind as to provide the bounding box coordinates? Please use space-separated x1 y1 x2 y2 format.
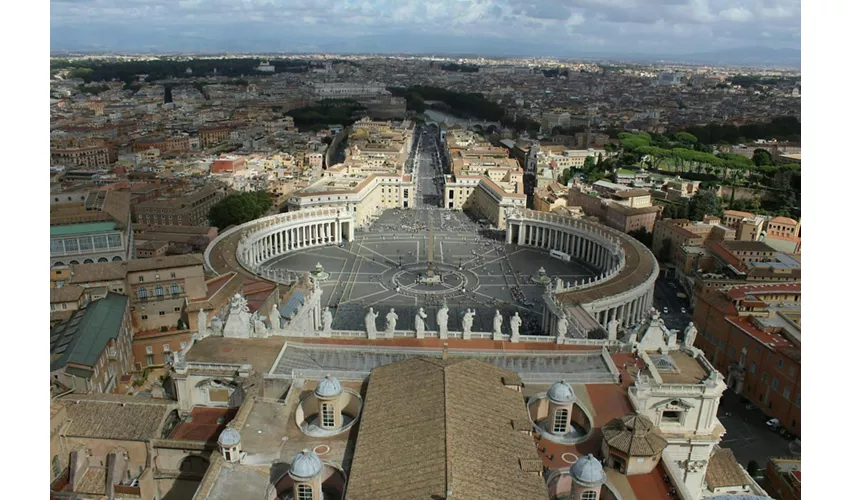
97 257 109 263
321 403 335 428
53 262 65 268
553 408 570 434
581 491 597 500
139 288 147 299
171 284 179 295
155 285 163 296
83 259 94 264
69 260 80 265
297 484 313 500
112 256 123 262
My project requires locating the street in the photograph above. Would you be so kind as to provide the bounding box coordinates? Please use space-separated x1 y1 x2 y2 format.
412 124 446 208
653 279 691 339
717 394 800 470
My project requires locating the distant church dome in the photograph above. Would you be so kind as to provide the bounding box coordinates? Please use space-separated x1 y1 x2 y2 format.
570 454 606 486
218 427 241 447
289 449 324 481
547 380 576 404
315 375 343 398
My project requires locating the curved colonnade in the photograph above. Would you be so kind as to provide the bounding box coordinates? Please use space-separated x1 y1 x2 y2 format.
506 209 658 335
204 208 356 280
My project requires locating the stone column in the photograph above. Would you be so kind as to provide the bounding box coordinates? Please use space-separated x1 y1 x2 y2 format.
601 308 608 328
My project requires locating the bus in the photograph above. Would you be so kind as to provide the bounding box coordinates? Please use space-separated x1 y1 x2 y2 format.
549 249 571 262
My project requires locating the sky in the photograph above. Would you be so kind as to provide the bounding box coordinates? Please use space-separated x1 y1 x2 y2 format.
50 0 801 61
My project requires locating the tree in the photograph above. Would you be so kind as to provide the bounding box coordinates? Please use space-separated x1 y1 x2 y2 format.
751 148 774 167
208 191 273 229
628 227 653 248
688 189 722 221
659 238 673 263
583 156 596 170
177 318 185 330
747 460 760 478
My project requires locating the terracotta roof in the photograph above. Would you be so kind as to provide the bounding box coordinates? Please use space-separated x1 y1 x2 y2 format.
601 413 668 457
69 262 127 284
345 357 549 500
51 285 85 303
61 398 173 441
705 448 751 489
726 283 801 301
769 216 797 225
126 254 204 273
722 210 755 218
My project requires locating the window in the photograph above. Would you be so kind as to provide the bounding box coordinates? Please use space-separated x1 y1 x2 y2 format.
581 492 597 500
170 272 176 279
174 307 181 312
171 284 179 295
662 410 681 424
772 377 779 390
321 403 335 428
777 359 784 368
750 362 757 375
141 314 148 320
163 344 170 352
718 340 725 350
52 455 61 478
146 354 154 366
789 366 796 378
155 285 163 297
553 408 570 433
145 346 153 354
159 311 165 316
139 276 145 283
783 387 791 400
297 484 313 500
180 341 187 349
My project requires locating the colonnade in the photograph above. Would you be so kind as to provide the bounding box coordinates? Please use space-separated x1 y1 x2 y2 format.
241 217 355 269
507 220 620 273
506 211 657 335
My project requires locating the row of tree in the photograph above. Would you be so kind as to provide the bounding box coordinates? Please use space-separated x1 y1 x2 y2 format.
208 191 274 230
285 99 366 129
53 58 312 84
388 85 506 121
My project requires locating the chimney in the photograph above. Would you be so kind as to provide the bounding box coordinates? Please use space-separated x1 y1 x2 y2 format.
442 343 449 361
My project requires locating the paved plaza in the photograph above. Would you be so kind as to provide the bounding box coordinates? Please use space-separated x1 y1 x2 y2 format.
266 208 596 334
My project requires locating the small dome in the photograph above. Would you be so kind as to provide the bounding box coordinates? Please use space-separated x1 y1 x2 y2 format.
315 375 343 398
218 427 241 447
547 380 576 404
570 454 606 486
289 449 323 481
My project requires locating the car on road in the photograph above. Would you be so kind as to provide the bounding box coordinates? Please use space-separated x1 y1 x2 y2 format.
681 307 687 314
663 307 669 314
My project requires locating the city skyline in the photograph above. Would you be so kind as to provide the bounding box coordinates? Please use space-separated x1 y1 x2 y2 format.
51 0 801 66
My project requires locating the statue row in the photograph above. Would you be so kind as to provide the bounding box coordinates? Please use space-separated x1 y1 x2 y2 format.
364 306 523 340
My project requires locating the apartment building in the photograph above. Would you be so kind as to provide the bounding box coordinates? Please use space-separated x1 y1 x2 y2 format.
210 156 247 174
565 186 662 234
198 127 231 149
51 145 113 168
132 136 190 154
126 254 207 332
50 293 135 395
693 283 801 436
133 185 226 227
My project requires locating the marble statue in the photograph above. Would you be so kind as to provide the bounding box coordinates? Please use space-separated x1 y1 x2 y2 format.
554 278 565 293
251 312 268 337
437 304 450 338
414 307 428 338
210 316 223 335
607 318 620 340
269 304 282 331
322 307 334 333
197 309 207 337
557 316 568 338
683 322 698 348
365 307 378 338
462 309 476 339
510 312 522 340
493 310 503 339
223 293 252 338
385 308 398 336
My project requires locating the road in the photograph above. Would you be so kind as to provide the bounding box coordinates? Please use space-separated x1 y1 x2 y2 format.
718 394 800 470
412 125 445 208
653 278 691 339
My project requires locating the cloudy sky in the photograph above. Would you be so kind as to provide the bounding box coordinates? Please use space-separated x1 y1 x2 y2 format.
50 0 800 60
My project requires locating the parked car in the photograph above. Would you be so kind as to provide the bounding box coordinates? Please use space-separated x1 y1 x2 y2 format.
681 307 687 314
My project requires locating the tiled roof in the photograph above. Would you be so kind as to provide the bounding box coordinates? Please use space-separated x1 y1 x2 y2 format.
51 285 85 303
61 398 173 441
69 262 127 283
125 253 204 272
601 413 668 457
705 449 751 489
345 357 549 500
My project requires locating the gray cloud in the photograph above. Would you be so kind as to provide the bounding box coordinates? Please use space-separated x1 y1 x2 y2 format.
50 0 800 56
